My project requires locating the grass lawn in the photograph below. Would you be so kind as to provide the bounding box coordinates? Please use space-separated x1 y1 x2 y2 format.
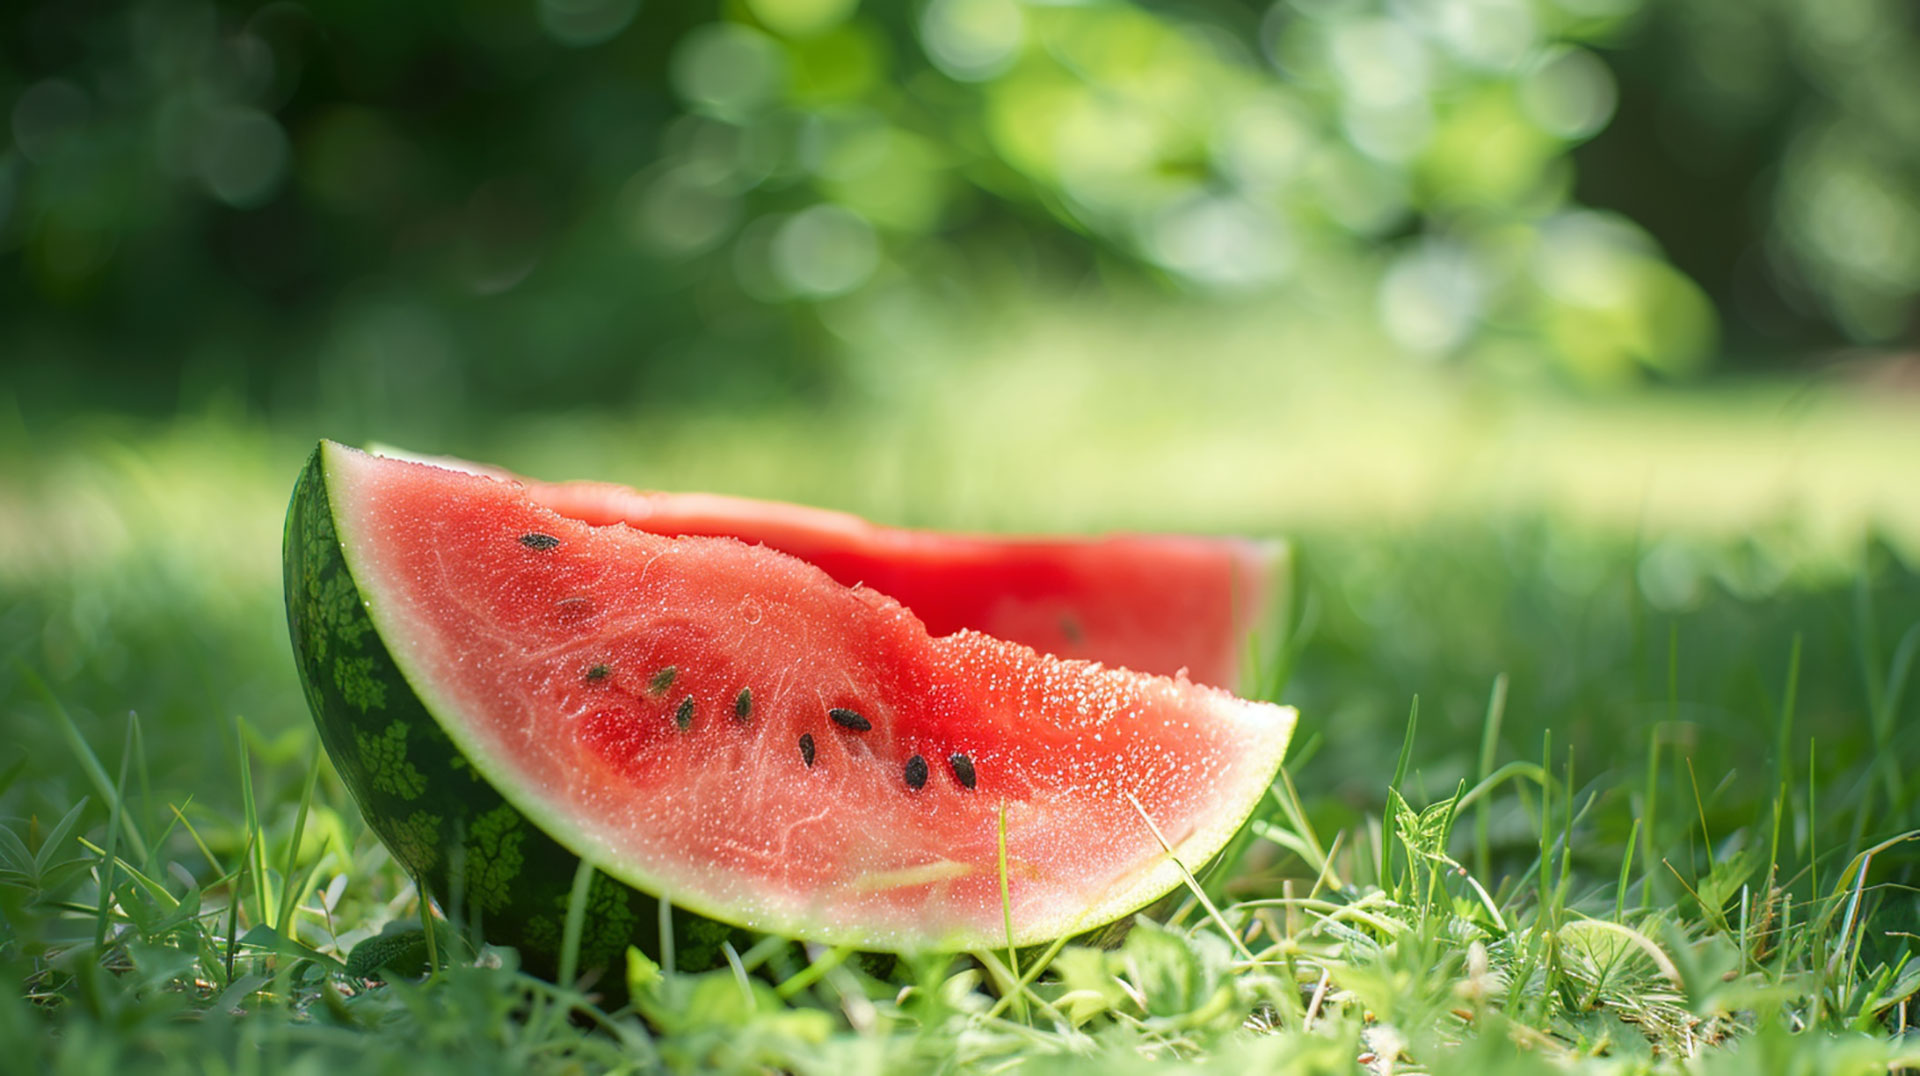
1 336 1916 1072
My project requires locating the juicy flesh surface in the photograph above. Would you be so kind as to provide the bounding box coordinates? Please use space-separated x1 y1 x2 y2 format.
327 444 1295 949
527 482 1277 690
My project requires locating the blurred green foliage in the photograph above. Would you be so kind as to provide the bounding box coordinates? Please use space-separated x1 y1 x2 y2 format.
2 0 1915 423
1581 0 1920 352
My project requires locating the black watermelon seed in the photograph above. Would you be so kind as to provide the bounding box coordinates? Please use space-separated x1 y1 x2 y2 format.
828 707 872 732
520 532 560 551
799 733 816 767
585 664 611 682
674 696 695 730
649 666 678 694
734 687 752 720
904 754 929 790
948 753 977 789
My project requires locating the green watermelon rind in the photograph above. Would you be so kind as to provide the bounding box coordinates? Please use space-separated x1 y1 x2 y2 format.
285 445 744 980
290 440 1296 964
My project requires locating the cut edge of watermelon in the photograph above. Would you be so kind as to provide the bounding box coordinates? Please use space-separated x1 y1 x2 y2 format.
318 440 1297 951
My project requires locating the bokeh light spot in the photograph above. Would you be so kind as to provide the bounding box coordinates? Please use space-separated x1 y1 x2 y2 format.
1330 18 1429 108
12 79 90 165
1551 0 1639 18
1421 88 1559 208
1637 541 1703 612
1145 196 1292 290
1379 239 1484 356
770 203 879 298
1537 211 1650 308
1055 92 1165 213
1342 99 1433 163
538 0 641 47
1420 0 1536 71
664 115 781 194
671 23 787 122
1536 212 1714 378
805 117 948 232
1216 95 1315 192
747 0 859 39
921 0 1026 82
196 106 290 208
1520 47 1617 141
786 21 887 104
628 166 740 256
1311 149 1409 235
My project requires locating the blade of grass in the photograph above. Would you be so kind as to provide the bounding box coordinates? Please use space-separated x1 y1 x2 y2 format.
93 714 137 949
1851 574 1883 802
1382 696 1419 897
721 941 755 1011
557 857 595 987
283 856 335 948
235 717 271 931
224 829 253 986
1474 673 1509 885
1125 792 1256 964
973 948 1073 1028
1557 747 1576 914
996 800 1026 1024
23 663 147 862
1774 634 1801 803
1873 622 1918 817
733 932 789 974
1807 737 1819 902
1458 760 1549 812
981 932 1076 1022
31 797 90 882
274 750 323 934
1828 830 1920 987
75 837 183 911
1616 817 1640 924
1255 552 1315 705
1306 828 1345 903
1641 719 1662 915
130 711 153 872
1766 633 1803 956
1687 757 1713 859
1645 624 1679 913
657 893 675 977
774 944 853 1000
168 799 224 878
1537 728 1552 927
1268 767 1331 883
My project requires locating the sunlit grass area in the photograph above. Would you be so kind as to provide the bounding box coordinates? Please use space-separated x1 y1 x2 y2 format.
3 305 1916 1072
9 299 1918 579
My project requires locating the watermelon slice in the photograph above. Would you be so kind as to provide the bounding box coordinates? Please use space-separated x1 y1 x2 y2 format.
382 447 1286 690
286 441 1296 971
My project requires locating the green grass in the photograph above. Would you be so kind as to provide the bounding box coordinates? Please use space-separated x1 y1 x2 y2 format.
1 391 1917 1074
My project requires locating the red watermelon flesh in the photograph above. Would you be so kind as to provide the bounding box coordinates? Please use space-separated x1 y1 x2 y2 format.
385 449 1282 690
324 443 1296 949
